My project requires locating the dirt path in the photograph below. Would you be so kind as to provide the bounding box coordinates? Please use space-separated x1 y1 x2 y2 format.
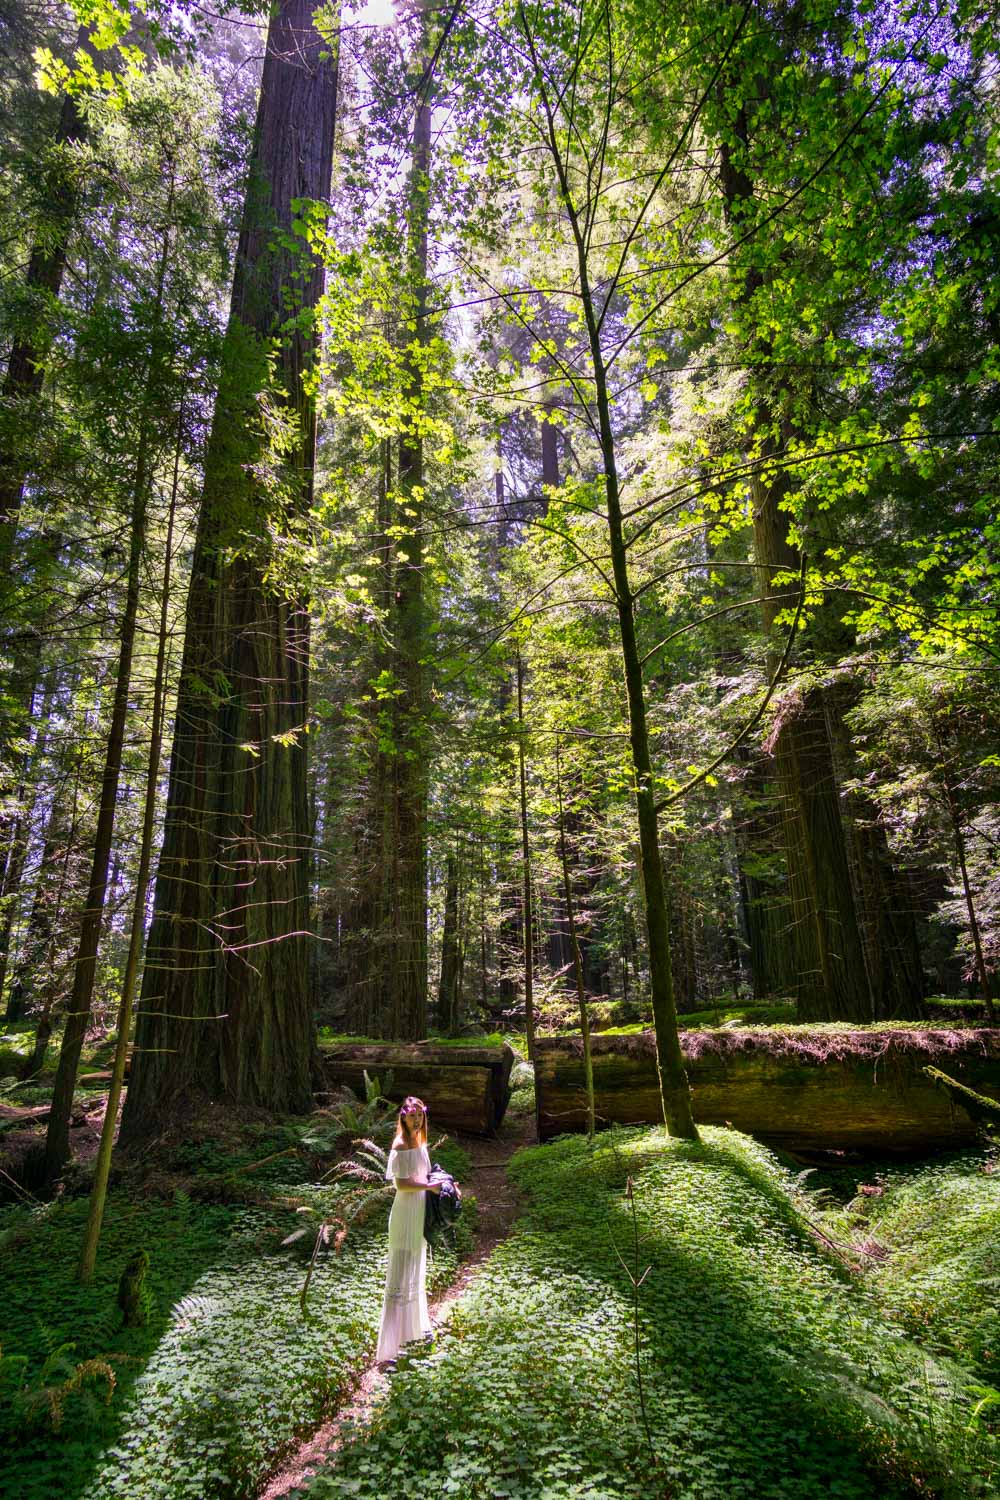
258 1118 532 1500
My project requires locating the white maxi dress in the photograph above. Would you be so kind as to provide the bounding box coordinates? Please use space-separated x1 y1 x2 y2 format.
376 1143 431 1362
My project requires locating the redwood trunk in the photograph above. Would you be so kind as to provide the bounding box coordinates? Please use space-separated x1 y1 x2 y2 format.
388 88 432 1041
720 110 870 1022
122 0 339 1137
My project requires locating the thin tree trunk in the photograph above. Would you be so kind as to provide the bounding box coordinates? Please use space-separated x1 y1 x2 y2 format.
438 851 461 1034
0 679 55 1004
5 680 83 1025
342 437 394 1034
557 738 594 1138
43 204 175 1183
524 33 696 1136
78 418 181 1281
121 0 339 1139
515 646 536 1060
948 799 996 1023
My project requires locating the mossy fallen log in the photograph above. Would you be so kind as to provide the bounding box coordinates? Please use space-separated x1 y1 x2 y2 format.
535 1028 1000 1152
318 1040 516 1134
924 1066 1000 1135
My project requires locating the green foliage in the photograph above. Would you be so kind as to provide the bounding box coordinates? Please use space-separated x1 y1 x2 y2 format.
506 1059 536 1124
808 1152 1000 1380
300 1127 997 1500
296 1073 398 1157
0 1339 116 1434
0 1174 470 1500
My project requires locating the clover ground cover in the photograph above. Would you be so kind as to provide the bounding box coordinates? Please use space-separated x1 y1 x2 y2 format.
0 1162 469 1500
300 1126 998 1500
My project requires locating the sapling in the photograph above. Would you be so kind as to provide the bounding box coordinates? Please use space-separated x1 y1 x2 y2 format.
608 1173 661 1478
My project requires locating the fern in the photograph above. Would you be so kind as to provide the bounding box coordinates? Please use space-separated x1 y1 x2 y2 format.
170 1294 223 1331
6 1341 117 1433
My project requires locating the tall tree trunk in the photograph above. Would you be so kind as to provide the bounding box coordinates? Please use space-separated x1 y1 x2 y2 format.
719 107 871 1023
121 1 339 1138
825 684 925 1019
0 50 87 571
5 681 83 1025
941 769 997 1023
731 745 797 999
0 678 55 1004
18 761 88 1084
524 33 696 1136
341 438 395 1034
438 851 461 1033
79 422 181 1280
516 646 536 1059
43 201 176 1181
388 82 432 1041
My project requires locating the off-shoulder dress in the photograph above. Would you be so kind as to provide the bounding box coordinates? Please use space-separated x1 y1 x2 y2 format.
375 1142 431 1362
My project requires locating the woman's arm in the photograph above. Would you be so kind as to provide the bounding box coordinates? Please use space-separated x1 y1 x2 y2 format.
394 1176 442 1194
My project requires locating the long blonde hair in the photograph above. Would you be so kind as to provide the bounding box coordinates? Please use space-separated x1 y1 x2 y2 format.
393 1095 428 1149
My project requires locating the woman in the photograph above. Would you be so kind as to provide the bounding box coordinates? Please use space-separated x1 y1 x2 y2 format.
376 1095 441 1365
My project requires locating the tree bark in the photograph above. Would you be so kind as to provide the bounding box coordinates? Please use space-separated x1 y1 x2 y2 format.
438 851 461 1033
0 52 87 572
79 417 180 1279
0 678 56 1006
949 801 997 1023
719 106 871 1022
515 646 536 1059
824 684 925 1019
121 0 339 1138
386 75 433 1041
536 1029 1000 1151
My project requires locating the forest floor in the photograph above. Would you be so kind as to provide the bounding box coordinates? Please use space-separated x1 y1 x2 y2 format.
1 1028 996 1500
259 1115 532 1500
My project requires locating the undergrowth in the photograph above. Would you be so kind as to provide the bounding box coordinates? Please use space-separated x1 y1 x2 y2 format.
300 1126 998 1500
0 1149 473 1499
803 1150 1000 1379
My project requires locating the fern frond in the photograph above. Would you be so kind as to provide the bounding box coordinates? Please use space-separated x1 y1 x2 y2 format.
170 1294 223 1330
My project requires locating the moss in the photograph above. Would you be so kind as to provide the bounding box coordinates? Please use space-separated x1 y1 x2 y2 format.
542 1023 1000 1068
316 1030 512 1051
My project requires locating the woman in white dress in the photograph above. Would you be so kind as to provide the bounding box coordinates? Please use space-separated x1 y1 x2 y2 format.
376 1096 441 1365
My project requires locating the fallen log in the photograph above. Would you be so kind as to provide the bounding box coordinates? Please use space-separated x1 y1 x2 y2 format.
318 1040 516 1135
0 1102 88 1132
535 1027 1000 1153
0 1103 53 1129
924 1065 1000 1135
